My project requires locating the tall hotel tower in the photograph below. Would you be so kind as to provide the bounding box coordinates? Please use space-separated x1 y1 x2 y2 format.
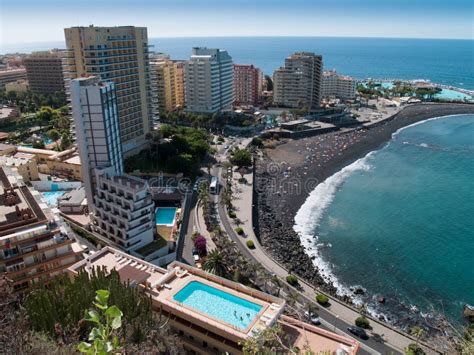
71 76 154 253
64 26 153 155
273 52 323 109
185 47 234 113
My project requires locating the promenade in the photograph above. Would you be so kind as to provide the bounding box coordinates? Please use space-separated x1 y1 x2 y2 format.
218 160 440 355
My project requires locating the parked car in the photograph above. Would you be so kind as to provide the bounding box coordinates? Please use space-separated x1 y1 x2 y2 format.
304 311 321 325
347 326 369 340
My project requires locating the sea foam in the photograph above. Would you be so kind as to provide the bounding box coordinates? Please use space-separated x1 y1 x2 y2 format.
293 153 373 297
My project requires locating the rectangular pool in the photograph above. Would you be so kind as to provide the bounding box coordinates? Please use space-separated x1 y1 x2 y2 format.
155 207 177 225
173 280 263 330
41 191 66 207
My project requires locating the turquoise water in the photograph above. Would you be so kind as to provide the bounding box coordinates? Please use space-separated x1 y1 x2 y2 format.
41 191 66 206
3 37 473 89
155 207 177 225
295 114 474 326
173 281 263 329
365 82 472 101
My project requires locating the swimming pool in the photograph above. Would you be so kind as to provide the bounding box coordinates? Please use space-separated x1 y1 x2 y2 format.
173 281 263 330
155 207 177 225
41 191 66 207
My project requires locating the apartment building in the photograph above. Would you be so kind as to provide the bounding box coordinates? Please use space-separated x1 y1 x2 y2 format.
151 60 185 113
5 79 29 93
273 52 323 109
0 153 39 182
91 167 154 253
322 70 357 99
24 51 65 94
0 166 83 292
64 26 153 154
69 246 360 354
0 68 27 90
233 64 262 106
71 76 123 208
71 76 156 255
185 47 234 113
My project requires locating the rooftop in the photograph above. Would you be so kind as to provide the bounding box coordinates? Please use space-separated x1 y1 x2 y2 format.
69 247 359 353
0 166 47 238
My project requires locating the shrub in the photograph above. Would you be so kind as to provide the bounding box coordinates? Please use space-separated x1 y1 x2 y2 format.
405 343 426 355
316 294 329 306
355 316 370 329
286 274 298 286
235 227 244 235
228 210 237 218
246 240 255 249
194 235 207 255
238 177 247 184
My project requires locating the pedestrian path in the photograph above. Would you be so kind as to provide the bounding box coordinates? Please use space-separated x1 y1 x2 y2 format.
224 165 436 354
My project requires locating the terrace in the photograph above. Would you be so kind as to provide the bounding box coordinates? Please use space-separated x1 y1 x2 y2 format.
69 247 359 354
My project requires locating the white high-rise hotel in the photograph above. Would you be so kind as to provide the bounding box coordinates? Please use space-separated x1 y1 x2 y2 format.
71 76 154 253
185 47 234 113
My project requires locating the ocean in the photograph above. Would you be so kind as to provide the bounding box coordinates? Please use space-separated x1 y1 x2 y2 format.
2 37 473 90
294 114 474 326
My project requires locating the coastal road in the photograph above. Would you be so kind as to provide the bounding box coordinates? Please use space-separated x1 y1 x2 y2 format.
216 195 399 355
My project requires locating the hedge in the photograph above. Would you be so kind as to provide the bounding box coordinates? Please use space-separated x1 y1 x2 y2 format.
355 316 370 329
316 294 329 306
286 274 298 286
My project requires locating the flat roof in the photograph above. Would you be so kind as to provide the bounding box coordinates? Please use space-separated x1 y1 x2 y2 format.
0 166 47 237
69 247 285 340
0 143 15 152
69 247 359 353
64 155 81 165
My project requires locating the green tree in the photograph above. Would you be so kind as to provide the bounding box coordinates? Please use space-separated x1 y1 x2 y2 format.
230 148 252 168
203 249 230 277
264 75 273 92
60 132 72 151
78 290 123 354
47 129 61 141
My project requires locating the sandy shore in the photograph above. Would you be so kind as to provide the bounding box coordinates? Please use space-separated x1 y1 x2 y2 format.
255 103 474 298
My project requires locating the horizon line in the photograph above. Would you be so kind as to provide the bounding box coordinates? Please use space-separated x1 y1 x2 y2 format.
2 34 472 47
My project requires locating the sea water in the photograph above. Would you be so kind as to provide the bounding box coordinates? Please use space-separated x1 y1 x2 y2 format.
294 114 474 326
2 37 473 90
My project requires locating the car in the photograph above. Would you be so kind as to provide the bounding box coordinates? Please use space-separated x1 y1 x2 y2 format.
347 326 369 340
304 311 321 325
192 247 199 256
224 145 229 149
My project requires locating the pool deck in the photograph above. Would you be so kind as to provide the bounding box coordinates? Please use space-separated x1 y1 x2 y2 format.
68 247 359 354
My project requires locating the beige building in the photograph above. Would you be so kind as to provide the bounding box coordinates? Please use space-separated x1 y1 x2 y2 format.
0 166 84 292
24 51 65 94
63 26 154 154
16 146 83 181
322 70 357 99
273 52 323 109
151 60 185 113
0 153 39 182
5 79 29 93
0 68 27 90
69 246 360 354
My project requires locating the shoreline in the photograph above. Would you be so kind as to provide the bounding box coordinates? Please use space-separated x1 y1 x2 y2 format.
255 103 474 329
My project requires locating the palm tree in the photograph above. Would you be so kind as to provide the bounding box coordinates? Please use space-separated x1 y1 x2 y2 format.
286 291 300 307
410 326 424 347
203 249 230 277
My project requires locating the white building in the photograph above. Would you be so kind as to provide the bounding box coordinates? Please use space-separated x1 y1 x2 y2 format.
71 76 124 211
322 70 357 99
185 47 234 113
71 76 155 254
91 167 154 253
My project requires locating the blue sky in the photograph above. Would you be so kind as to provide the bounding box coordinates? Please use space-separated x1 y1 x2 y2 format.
1 0 473 44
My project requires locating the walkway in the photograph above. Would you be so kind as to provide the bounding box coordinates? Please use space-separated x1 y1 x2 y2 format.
219 164 438 355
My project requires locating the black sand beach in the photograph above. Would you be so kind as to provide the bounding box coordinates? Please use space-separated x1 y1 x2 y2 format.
255 103 474 299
